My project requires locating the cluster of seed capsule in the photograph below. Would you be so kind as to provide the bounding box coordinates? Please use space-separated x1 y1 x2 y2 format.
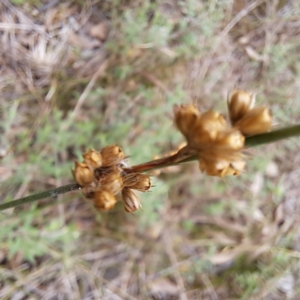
174 90 272 177
72 145 151 212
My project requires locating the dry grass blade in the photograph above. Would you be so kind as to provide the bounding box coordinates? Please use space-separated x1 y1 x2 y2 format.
71 59 109 118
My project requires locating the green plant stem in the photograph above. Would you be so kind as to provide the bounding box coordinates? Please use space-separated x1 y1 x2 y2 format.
0 183 80 211
1 124 300 211
244 124 300 147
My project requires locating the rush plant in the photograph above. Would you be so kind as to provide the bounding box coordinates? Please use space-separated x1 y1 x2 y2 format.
1 90 300 213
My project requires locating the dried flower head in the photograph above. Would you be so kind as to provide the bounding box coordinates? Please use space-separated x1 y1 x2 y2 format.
101 145 125 166
93 190 118 211
72 161 94 186
122 188 142 213
173 106 244 177
227 90 255 125
83 149 102 169
72 144 153 212
173 89 272 177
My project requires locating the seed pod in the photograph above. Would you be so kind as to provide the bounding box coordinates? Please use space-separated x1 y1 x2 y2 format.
189 110 228 147
81 186 95 199
101 170 123 195
215 129 245 150
83 149 102 169
189 126 212 146
72 161 94 186
200 161 219 176
101 145 125 166
222 164 245 176
199 158 245 177
204 159 230 177
93 190 118 211
230 160 246 174
123 173 151 192
199 110 227 133
227 90 255 125
122 188 142 213
173 104 200 139
235 106 272 136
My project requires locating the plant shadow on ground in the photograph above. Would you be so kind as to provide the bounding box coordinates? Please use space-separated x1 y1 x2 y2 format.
1 0 300 299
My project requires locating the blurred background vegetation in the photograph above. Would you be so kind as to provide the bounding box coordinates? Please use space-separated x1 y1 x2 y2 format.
1 0 300 299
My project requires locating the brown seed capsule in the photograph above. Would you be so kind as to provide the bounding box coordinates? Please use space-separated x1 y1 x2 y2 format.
230 160 246 174
199 158 245 177
173 104 200 139
81 186 95 199
101 170 123 195
93 190 118 211
72 161 94 186
190 125 212 146
83 149 102 169
227 90 255 125
201 159 229 177
123 173 151 192
235 106 272 136
199 110 227 133
215 129 245 150
101 145 125 166
199 159 217 176
122 188 142 213
189 110 228 147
